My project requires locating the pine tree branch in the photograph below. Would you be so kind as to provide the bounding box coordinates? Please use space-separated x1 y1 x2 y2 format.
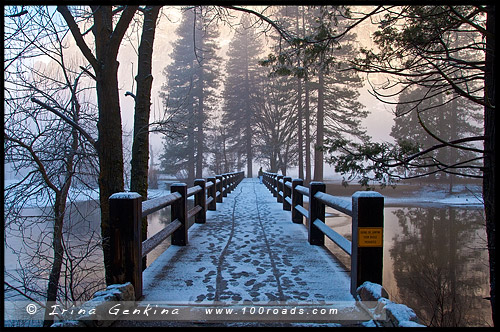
222 5 293 43
416 111 484 154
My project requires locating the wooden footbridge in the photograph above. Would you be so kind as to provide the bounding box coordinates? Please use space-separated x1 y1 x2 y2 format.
104 171 400 326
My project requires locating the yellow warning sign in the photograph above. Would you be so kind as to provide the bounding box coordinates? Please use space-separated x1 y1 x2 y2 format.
358 227 383 247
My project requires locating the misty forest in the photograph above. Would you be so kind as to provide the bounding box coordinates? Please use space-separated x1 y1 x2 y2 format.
3 5 495 328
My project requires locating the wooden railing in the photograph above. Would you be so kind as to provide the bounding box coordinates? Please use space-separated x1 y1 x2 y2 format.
108 171 245 299
262 171 384 297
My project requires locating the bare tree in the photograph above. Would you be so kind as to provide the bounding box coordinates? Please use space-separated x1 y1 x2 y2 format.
56 5 138 284
125 5 162 269
4 6 102 326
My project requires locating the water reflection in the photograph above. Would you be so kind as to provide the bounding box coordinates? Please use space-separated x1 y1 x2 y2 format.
145 206 171 267
145 198 195 267
324 205 491 327
388 206 491 327
4 200 105 307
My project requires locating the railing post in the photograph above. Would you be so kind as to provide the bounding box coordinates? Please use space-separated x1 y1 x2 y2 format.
350 191 384 296
277 175 284 203
291 179 304 224
308 182 325 246
228 173 232 193
229 173 235 192
222 174 228 197
272 174 278 197
109 192 143 300
207 177 217 211
171 183 188 246
194 179 206 224
283 176 292 211
216 175 223 203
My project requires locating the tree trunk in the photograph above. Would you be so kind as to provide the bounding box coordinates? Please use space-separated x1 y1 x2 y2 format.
244 49 253 178
196 67 204 179
313 68 324 181
92 6 136 285
97 55 125 285
448 94 458 193
130 5 161 271
296 7 304 180
270 152 277 173
302 9 312 184
187 102 195 186
305 80 311 184
43 102 80 326
483 5 495 326
43 196 65 327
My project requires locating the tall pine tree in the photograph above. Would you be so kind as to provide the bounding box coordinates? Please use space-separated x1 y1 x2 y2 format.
391 86 483 189
160 7 220 184
312 7 368 181
253 74 298 174
221 15 264 178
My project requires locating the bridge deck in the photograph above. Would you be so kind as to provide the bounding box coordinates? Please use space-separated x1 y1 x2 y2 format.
118 178 364 326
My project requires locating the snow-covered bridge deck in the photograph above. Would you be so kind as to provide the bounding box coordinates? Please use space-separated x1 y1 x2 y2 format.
114 178 371 326
142 177 353 304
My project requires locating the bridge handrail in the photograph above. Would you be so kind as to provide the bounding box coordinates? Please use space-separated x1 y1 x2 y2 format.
141 192 182 218
314 191 352 217
294 184 309 197
261 171 384 297
187 185 202 197
108 170 245 299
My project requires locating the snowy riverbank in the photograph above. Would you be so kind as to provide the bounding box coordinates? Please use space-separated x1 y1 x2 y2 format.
323 181 483 208
4 179 483 210
382 186 483 207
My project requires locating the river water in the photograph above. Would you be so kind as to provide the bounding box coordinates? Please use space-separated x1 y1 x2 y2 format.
4 184 492 327
323 204 491 327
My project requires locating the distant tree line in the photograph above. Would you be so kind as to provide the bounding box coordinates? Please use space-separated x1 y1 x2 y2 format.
159 6 367 182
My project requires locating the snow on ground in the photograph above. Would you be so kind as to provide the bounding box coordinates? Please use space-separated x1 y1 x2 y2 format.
326 183 483 208
376 184 483 207
134 178 379 325
141 178 356 307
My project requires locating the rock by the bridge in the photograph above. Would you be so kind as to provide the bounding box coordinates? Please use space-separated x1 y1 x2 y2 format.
355 281 424 327
356 281 389 304
50 282 135 328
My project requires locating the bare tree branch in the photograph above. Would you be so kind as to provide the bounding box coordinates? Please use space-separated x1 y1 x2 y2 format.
30 97 97 149
56 6 99 70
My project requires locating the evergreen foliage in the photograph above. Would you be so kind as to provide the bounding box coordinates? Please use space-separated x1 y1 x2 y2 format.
159 8 221 182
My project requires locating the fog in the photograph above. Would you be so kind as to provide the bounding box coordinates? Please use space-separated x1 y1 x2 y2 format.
113 6 395 177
